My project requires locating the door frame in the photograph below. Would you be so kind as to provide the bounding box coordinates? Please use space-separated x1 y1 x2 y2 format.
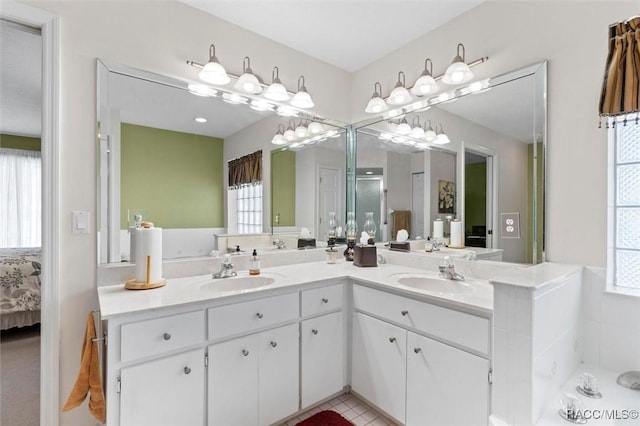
1 2 61 425
462 142 497 249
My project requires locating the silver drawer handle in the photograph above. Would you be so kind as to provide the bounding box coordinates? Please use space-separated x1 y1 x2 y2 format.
163 333 171 341
242 349 249 356
256 313 264 319
184 366 191 374
414 347 422 354
312 329 318 335
322 298 329 303
401 310 409 316
270 341 278 348
389 337 396 343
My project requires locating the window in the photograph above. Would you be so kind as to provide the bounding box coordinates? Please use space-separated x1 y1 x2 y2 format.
0 148 42 248
236 183 263 234
610 116 640 289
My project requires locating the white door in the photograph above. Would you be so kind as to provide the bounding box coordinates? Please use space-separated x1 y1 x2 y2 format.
258 324 299 426
351 313 406 424
120 348 205 426
412 172 425 239
209 335 258 426
301 312 344 408
319 167 341 241
406 332 490 426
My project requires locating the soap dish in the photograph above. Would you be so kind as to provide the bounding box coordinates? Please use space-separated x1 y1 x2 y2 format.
617 371 640 390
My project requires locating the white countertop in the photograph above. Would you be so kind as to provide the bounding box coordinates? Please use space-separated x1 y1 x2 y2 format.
98 260 494 319
489 262 583 290
536 364 640 425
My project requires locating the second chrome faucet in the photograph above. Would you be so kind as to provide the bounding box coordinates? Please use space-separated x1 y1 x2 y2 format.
438 256 465 281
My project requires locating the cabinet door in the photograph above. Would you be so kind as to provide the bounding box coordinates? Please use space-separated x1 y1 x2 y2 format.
120 348 205 426
351 313 406 424
407 332 490 426
301 311 344 408
258 323 299 426
209 335 258 426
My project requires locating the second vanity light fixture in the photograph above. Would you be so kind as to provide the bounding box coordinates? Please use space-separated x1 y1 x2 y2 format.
365 42 488 114
271 119 339 147
189 44 316 110
379 116 450 146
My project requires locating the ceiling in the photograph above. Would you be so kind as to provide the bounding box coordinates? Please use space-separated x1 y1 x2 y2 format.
179 0 483 72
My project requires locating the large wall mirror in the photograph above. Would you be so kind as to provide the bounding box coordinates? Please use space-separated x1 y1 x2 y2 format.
353 61 546 264
97 60 347 264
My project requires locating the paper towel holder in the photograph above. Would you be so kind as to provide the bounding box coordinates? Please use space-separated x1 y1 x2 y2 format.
125 255 166 290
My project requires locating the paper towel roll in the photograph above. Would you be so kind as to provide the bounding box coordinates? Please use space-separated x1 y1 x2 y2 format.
450 220 463 248
129 226 137 263
433 219 444 239
134 227 163 283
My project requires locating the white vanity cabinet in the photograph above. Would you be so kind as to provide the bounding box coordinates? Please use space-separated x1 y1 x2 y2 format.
406 332 490 426
352 312 407 423
120 348 205 426
300 284 345 408
351 284 492 426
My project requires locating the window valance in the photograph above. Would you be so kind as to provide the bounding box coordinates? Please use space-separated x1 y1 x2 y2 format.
228 150 262 188
599 16 640 123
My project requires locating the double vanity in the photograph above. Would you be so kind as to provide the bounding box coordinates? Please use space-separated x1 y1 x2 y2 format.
98 253 495 426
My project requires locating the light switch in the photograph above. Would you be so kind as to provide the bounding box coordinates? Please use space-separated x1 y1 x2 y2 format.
72 211 90 234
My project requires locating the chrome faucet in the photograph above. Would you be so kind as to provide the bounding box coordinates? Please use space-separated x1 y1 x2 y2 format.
431 238 445 252
439 256 465 281
272 237 286 250
213 254 237 279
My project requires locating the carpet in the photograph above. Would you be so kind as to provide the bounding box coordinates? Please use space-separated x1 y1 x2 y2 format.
0 324 40 426
295 410 354 426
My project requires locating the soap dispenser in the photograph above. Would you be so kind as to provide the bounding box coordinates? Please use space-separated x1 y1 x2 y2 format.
249 249 261 275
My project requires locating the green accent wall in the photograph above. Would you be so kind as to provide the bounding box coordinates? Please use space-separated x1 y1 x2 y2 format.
120 123 224 229
527 142 544 263
464 162 487 234
0 134 41 151
270 150 296 226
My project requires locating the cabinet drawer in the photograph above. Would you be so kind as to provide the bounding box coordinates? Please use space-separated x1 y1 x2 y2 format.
121 310 205 363
301 284 343 316
353 285 490 355
208 292 299 340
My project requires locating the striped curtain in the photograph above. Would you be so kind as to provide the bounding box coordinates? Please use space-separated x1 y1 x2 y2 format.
599 16 640 120
228 150 262 189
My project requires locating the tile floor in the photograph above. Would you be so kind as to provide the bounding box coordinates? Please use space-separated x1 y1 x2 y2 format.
283 393 398 426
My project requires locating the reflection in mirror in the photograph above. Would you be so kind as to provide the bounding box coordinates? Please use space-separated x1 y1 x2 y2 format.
354 62 546 264
97 60 347 264
270 129 347 243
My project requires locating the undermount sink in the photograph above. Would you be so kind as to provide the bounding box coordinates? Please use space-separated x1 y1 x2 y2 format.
199 274 280 292
390 273 475 295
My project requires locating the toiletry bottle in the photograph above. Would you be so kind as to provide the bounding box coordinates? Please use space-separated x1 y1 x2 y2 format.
249 249 260 275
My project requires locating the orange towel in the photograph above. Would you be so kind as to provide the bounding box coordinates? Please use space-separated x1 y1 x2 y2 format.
62 313 106 423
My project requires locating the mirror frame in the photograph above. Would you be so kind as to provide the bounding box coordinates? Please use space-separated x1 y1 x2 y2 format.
348 61 547 263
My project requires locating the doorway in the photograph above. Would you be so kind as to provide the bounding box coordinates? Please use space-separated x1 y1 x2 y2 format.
356 169 383 242
464 150 493 248
411 172 425 239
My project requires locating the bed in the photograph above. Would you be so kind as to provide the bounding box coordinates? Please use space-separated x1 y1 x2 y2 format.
0 248 41 330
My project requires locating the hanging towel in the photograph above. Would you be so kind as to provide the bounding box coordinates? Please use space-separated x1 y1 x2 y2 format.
62 313 106 423
392 210 411 239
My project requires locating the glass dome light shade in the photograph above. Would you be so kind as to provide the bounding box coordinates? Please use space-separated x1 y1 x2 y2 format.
396 117 411 135
308 121 323 134
387 85 412 105
410 125 425 139
365 82 388 113
271 125 286 145
235 72 262 94
411 59 438 96
198 45 230 85
434 124 450 144
264 81 290 101
442 43 473 85
295 123 308 138
284 128 296 141
264 66 290 101
291 90 314 108
423 120 436 142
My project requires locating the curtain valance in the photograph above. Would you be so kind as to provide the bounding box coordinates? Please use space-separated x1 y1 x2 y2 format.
599 16 640 122
228 150 262 188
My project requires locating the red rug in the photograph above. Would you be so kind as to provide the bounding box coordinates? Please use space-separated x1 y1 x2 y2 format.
295 410 354 426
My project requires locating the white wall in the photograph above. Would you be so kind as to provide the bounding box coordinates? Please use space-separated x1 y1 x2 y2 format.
350 1 638 267
25 2 350 424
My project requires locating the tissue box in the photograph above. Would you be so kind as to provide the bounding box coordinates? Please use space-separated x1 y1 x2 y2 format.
353 245 377 267
389 241 411 252
297 238 316 249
